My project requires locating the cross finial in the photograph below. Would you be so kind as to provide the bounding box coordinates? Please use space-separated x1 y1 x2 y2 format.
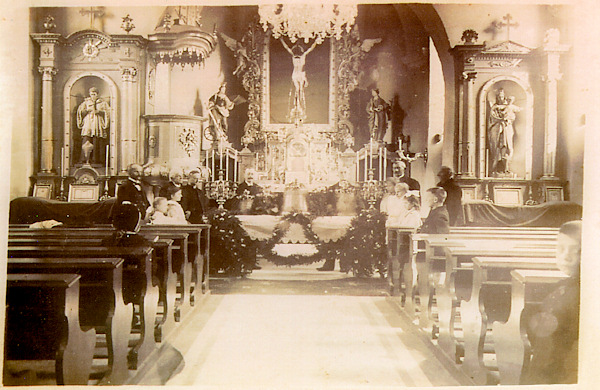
80 7 105 30
499 13 518 41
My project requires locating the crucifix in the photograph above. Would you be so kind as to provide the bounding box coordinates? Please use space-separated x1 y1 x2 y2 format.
498 13 518 41
80 7 105 30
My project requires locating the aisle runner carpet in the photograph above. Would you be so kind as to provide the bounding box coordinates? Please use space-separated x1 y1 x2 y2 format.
166 294 470 387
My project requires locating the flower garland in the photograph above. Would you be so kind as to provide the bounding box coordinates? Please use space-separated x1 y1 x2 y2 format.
257 212 324 265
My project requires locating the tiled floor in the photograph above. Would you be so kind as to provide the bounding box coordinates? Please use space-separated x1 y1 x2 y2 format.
157 261 472 388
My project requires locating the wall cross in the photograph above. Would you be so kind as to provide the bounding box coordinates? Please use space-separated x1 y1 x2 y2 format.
80 7 105 30
497 13 519 41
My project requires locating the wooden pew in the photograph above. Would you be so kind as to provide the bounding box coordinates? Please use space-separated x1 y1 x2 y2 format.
4 274 97 385
492 269 568 385
437 245 556 363
460 256 558 384
7 245 156 370
408 233 557 329
386 227 417 297
8 233 180 344
7 257 132 384
9 228 190 330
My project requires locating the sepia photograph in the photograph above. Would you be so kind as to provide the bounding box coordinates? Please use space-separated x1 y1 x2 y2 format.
0 0 599 388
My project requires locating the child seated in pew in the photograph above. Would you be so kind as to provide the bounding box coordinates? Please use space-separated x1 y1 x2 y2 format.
102 201 151 247
147 197 173 224
522 220 581 385
419 187 450 234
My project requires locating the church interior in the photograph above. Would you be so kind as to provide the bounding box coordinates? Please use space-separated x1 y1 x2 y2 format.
1 1 600 387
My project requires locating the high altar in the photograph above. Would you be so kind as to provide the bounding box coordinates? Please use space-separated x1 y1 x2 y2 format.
26 5 573 208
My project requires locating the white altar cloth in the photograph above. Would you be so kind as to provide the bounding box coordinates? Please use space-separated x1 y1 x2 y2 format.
236 215 354 243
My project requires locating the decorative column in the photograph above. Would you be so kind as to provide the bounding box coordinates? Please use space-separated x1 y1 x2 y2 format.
120 66 138 172
540 29 569 177
32 33 63 174
39 67 58 173
463 71 478 176
451 42 485 177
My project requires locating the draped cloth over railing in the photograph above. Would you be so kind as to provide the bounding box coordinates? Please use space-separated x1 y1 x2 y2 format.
9 197 117 225
462 200 582 227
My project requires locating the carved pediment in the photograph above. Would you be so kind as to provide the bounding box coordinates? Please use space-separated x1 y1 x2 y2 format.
65 29 113 47
483 40 532 55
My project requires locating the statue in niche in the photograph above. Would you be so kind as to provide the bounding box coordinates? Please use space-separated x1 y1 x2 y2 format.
77 87 110 165
366 88 390 142
488 88 521 174
280 39 318 123
207 83 235 141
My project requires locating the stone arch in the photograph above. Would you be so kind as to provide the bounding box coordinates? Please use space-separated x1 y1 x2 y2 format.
63 72 119 175
478 75 534 179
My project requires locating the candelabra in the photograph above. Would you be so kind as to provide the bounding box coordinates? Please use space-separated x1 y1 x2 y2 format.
361 168 384 209
56 176 67 201
99 177 111 201
207 169 237 209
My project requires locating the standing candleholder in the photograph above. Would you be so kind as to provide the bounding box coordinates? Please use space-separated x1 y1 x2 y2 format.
207 169 237 209
99 176 111 201
56 176 67 201
361 168 384 210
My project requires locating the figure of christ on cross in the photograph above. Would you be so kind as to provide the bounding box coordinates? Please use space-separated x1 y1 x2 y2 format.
280 39 318 124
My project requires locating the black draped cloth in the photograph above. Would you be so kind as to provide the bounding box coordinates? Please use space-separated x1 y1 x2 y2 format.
9 197 117 225
463 200 582 227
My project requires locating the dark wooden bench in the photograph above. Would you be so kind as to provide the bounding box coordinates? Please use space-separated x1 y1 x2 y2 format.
7 245 156 370
8 234 179 344
4 273 96 385
7 257 131 384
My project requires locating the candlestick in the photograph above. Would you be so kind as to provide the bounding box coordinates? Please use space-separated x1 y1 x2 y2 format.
225 150 229 181
211 149 215 181
60 147 65 177
383 148 387 180
105 145 109 175
234 149 238 183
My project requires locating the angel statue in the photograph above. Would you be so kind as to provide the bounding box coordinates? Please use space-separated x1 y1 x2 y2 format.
219 32 259 77
488 89 521 174
280 39 319 123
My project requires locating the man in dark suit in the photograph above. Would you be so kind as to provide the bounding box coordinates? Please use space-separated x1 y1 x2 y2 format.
159 170 183 198
419 187 450 234
236 168 262 197
436 166 464 226
393 159 420 191
181 170 210 223
115 163 151 220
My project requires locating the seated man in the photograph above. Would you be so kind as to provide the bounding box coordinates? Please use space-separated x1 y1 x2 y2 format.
392 159 420 192
522 220 581 384
234 169 262 214
102 201 150 247
159 169 183 199
419 187 450 234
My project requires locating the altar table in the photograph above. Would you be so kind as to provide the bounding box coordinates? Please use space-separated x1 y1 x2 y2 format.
462 200 581 227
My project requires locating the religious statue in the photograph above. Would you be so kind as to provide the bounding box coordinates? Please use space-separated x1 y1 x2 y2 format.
77 87 110 164
219 32 260 77
488 89 521 174
366 88 390 142
207 83 235 141
280 39 318 123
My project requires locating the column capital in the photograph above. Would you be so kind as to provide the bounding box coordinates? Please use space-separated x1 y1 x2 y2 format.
38 67 57 81
120 66 138 82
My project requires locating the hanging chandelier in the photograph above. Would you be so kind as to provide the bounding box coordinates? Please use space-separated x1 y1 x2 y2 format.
258 4 358 44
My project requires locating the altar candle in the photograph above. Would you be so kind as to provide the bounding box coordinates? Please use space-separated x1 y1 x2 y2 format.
485 149 489 176
225 150 229 181
105 145 109 175
211 149 215 180
255 152 258 171
364 148 367 180
355 152 359 182
61 147 65 177
383 148 387 180
379 146 383 181
234 149 238 182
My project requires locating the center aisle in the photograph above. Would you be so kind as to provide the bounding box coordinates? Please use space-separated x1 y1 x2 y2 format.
164 263 471 388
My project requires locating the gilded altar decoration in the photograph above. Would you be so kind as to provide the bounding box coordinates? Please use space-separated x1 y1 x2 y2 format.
219 24 264 147
178 128 199 157
258 4 357 44
334 27 381 148
121 14 135 34
43 15 56 33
